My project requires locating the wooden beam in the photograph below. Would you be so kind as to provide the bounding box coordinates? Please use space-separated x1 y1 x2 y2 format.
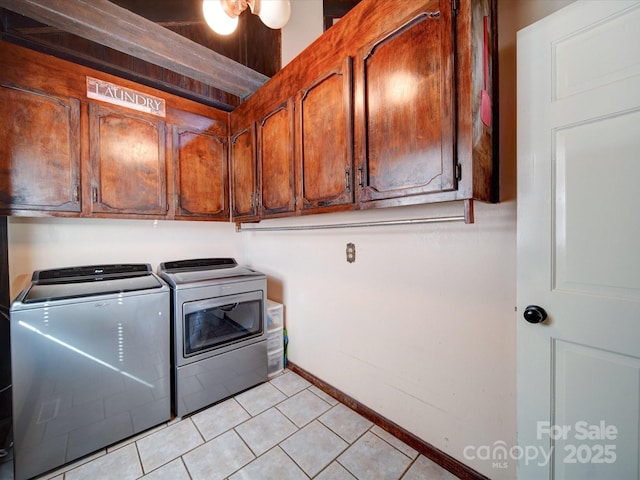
0 0 269 99
109 0 204 24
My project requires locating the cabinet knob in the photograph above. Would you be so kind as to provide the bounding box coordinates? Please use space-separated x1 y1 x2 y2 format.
523 305 548 324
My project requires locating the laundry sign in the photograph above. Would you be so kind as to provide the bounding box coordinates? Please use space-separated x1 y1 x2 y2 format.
86 76 166 117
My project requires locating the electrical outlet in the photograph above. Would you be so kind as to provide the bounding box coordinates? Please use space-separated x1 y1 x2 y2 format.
346 243 356 263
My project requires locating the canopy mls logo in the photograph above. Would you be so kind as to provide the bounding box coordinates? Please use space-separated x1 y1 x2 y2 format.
86 76 166 117
463 421 618 470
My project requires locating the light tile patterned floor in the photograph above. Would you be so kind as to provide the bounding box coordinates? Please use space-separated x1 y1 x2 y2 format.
0 370 460 480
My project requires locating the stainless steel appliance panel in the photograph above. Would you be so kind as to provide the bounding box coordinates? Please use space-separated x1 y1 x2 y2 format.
11 285 170 480
183 290 263 357
158 258 268 418
174 339 267 417
174 279 267 367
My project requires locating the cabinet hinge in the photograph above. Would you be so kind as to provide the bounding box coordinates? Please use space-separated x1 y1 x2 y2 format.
251 191 259 209
456 163 462 181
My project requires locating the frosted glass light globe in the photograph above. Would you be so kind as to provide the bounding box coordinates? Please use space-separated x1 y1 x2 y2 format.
258 0 291 29
202 0 239 35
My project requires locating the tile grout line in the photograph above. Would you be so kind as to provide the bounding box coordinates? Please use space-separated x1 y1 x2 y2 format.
228 377 308 472
398 454 420 480
135 417 204 477
232 422 261 460
179 377 310 479
270 382 380 479
273 388 332 428
178 456 193 480
233 396 254 419
367 425 417 462
278 419 351 480
335 424 417 480
227 380 344 479
189 414 208 444
133 437 144 480
333 426 375 480
226 376 315 456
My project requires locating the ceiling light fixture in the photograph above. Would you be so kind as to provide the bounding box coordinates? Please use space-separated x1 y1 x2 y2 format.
202 0 291 35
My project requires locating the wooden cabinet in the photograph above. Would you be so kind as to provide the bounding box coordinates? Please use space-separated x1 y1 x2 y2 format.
89 104 168 216
0 84 81 214
230 60 355 222
355 9 456 206
230 124 259 220
257 99 296 217
0 43 232 221
173 126 228 220
0 0 497 224
229 0 497 224
296 57 355 212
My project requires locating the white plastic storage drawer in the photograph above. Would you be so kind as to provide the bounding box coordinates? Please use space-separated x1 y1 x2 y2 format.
268 347 284 377
266 300 283 330
267 326 283 352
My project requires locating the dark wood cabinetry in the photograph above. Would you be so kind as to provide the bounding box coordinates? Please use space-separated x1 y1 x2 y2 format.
229 59 355 221
230 124 259 221
258 100 296 217
0 42 231 221
297 57 354 212
173 127 228 220
0 0 496 224
89 104 168 216
356 10 456 205
230 0 497 224
0 84 81 214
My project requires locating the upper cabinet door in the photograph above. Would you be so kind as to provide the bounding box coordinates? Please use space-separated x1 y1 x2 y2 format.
258 99 296 217
0 84 81 214
89 104 167 216
174 127 228 220
230 124 259 221
297 57 354 212
356 6 456 205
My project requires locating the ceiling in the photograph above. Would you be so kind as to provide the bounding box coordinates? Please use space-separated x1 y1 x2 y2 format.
0 0 279 110
0 0 360 111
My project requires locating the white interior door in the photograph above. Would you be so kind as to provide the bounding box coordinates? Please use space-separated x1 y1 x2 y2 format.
517 1 640 479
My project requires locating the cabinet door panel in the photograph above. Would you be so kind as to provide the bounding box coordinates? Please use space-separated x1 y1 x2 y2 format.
359 9 455 203
298 58 354 210
0 85 80 213
230 125 258 220
258 101 295 216
175 129 228 219
90 105 167 215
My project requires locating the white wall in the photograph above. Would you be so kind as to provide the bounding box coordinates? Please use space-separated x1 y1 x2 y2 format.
281 0 324 66
7 218 243 298
242 201 516 478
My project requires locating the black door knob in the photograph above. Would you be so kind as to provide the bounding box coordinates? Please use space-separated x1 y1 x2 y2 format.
524 305 547 324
